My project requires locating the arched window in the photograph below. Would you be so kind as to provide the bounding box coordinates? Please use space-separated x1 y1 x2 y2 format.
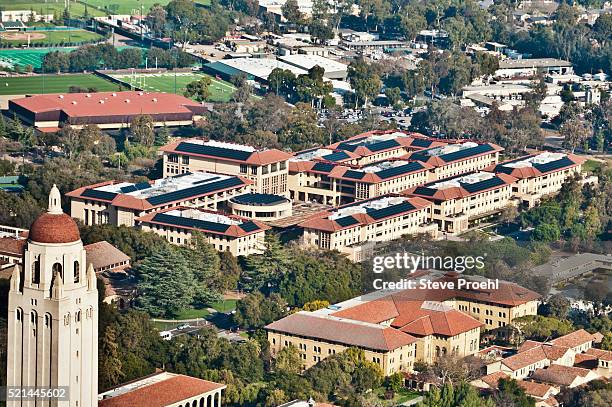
52 263 63 280
435 346 440 357
16 307 23 322
199 398 204 407
75 310 81 323
73 261 80 283
32 257 40 284
45 313 52 328
192 401 197 407
442 347 447 356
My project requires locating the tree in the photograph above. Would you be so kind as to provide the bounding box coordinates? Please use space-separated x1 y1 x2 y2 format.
135 245 197 317
540 294 570 319
532 222 561 242
180 233 221 305
99 326 124 390
147 5 167 37
494 378 535 407
281 0 303 25
154 125 170 146
184 76 212 102
233 292 287 329
216 250 241 291
274 345 301 374
130 115 155 147
385 87 402 109
512 315 573 342
348 59 382 107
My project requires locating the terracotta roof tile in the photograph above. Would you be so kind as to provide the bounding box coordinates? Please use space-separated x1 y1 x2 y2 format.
84 241 130 271
531 364 593 386
549 329 594 349
265 312 417 351
98 374 225 407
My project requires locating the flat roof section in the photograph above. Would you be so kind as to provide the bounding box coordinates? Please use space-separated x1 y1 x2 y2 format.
230 193 290 206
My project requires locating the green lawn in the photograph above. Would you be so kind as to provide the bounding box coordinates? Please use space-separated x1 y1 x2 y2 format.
370 387 421 405
1 29 103 46
110 72 237 102
173 307 210 320
209 299 237 313
0 1 106 17
583 159 603 173
80 0 210 14
0 73 121 94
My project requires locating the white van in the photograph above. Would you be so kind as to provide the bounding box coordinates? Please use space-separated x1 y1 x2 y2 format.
159 330 173 341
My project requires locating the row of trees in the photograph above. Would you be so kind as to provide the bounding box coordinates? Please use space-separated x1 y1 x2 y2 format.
268 65 334 108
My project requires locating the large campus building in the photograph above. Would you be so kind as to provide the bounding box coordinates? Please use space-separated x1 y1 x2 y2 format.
288 159 432 206
403 142 503 181
487 152 585 208
160 139 292 196
405 171 517 234
267 272 540 375
300 195 437 261
136 207 269 256
8 91 208 132
67 172 252 227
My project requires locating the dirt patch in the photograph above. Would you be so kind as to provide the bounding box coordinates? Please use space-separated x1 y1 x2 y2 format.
1 32 47 41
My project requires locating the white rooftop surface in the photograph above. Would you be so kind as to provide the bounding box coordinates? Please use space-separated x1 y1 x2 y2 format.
182 139 257 152
278 54 348 73
216 58 307 80
95 172 235 198
98 372 176 400
164 208 242 226
430 171 495 190
505 152 567 168
463 84 531 92
342 131 409 147
361 160 415 173
290 148 335 162
426 141 479 157
499 58 573 69
329 196 409 220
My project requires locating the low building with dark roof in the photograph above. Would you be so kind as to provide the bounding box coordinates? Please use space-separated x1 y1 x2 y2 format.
405 171 517 234
67 172 252 227
8 91 208 132
531 364 600 388
496 58 573 78
288 159 433 206
487 152 586 207
300 195 437 261
0 225 28 271
402 141 503 181
228 193 292 221
160 138 292 196
137 207 269 256
98 371 225 407
84 241 130 274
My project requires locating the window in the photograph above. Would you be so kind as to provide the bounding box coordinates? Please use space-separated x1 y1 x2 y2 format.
182 156 189 165
74 261 80 283
168 154 179 163
52 263 63 280
32 257 40 284
240 164 247 174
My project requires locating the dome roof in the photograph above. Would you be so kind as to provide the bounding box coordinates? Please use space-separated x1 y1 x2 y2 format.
29 212 80 244
29 184 80 244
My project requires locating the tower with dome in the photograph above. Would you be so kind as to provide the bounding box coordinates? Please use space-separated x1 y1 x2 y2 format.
6 185 98 407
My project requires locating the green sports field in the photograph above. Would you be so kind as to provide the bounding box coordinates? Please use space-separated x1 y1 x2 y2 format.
109 72 236 102
80 0 210 14
0 1 106 17
0 29 103 46
0 73 121 94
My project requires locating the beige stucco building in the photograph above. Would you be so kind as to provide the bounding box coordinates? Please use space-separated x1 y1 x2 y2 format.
6 186 98 407
404 142 503 181
299 195 437 262
266 311 418 375
406 171 517 234
160 139 292 196
136 207 269 256
67 172 252 227
487 152 586 208
288 159 432 206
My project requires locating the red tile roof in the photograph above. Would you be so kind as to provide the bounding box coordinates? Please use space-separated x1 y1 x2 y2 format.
0 236 26 257
501 344 571 371
549 329 594 349
84 241 130 271
517 381 557 398
531 364 594 386
480 371 509 388
12 91 205 119
98 374 225 407
585 347 612 362
29 212 80 244
487 153 586 178
265 312 417 351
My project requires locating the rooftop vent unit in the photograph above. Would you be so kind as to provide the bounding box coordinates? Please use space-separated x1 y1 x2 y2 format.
125 99 130 103
112 93 117 96
152 98 157 102
99 100 105 104
86 93 91 98
58 95 64 99
71 101 77 105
